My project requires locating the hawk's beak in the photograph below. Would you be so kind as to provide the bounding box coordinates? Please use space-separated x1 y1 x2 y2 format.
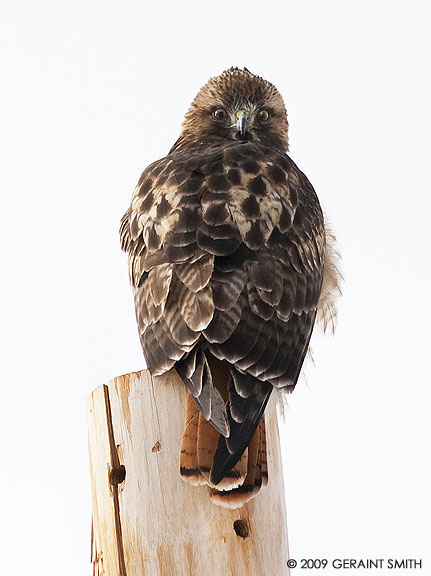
236 110 248 139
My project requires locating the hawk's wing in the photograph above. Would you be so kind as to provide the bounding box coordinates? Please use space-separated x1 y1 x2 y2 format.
121 140 325 483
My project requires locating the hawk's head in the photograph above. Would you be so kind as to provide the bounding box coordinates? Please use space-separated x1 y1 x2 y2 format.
179 67 289 152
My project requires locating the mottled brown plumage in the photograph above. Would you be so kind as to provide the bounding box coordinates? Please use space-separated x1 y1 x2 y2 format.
121 67 341 508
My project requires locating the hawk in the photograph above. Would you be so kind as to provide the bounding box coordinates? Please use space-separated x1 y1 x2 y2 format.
120 67 341 508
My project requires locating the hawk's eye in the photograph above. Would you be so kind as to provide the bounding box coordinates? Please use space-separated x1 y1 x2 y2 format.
212 108 227 121
258 109 270 122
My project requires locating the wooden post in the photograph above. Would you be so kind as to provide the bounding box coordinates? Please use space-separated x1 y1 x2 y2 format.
87 369 290 575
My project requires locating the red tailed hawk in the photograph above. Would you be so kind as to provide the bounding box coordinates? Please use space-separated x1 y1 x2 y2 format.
120 67 341 508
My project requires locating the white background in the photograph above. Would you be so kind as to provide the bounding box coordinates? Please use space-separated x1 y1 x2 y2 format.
1 1 430 574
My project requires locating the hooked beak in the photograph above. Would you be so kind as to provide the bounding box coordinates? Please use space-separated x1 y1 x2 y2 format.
236 110 248 139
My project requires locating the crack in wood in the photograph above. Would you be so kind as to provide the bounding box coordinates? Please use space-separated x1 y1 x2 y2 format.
103 385 127 576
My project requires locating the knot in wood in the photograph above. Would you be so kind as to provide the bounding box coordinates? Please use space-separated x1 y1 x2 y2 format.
233 519 250 539
152 441 161 453
109 465 126 486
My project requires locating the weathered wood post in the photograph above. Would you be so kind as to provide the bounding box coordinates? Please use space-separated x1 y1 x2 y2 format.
87 369 290 575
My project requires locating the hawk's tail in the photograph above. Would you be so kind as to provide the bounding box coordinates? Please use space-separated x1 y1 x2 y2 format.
178 350 270 508
179 391 268 508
